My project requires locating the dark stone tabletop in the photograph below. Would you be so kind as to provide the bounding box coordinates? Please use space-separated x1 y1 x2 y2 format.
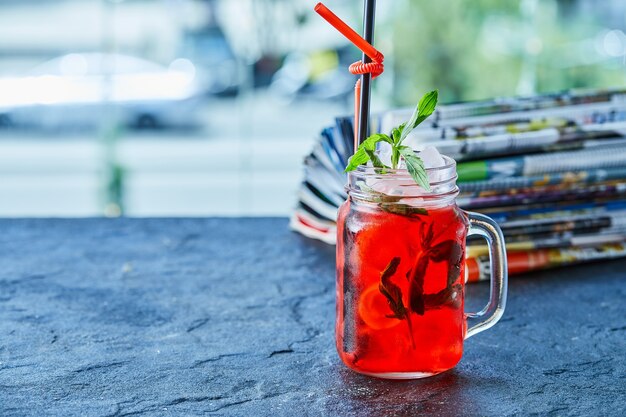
0 218 624 416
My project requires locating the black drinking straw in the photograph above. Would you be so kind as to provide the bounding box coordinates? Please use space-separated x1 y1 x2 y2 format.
357 0 377 145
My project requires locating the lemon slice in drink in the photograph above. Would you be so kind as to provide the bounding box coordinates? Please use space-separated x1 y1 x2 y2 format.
358 284 403 330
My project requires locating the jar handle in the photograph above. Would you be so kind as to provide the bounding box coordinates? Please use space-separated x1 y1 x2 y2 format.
464 212 508 339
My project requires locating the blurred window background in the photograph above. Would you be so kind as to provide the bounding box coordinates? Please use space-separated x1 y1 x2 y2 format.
0 0 624 217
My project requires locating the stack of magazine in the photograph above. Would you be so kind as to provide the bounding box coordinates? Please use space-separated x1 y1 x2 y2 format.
291 88 626 281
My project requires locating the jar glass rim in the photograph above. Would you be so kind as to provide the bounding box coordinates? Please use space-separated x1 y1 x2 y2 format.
347 154 459 203
353 155 457 177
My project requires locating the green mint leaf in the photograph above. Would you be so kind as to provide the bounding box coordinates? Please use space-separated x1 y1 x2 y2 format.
428 240 464 288
416 89 439 124
421 223 434 248
363 133 393 149
400 90 438 143
364 134 391 169
423 284 463 310
392 123 406 144
344 148 370 172
357 183 428 215
398 147 431 191
379 257 407 320
381 257 401 280
429 240 457 263
379 204 428 216
380 256 417 348
391 148 400 170
447 244 464 288
344 134 393 172
365 149 385 168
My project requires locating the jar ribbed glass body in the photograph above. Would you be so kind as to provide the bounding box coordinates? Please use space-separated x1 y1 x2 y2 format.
336 157 470 378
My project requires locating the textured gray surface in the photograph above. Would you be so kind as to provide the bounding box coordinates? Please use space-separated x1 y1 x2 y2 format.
0 218 624 417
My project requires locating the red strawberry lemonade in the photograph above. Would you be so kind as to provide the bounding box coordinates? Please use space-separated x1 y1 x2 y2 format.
336 197 469 378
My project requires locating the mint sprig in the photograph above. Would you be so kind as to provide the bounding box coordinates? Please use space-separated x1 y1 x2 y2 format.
345 90 439 191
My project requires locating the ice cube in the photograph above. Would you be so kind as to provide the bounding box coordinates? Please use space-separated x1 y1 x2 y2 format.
419 145 446 169
403 134 424 152
419 145 447 184
377 142 393 167
364 145 447 196
368 177 410 196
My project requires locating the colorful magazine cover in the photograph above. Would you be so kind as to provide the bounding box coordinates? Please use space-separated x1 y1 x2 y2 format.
291 88 626 277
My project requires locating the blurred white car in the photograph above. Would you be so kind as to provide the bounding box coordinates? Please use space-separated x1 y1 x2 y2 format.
0 53 202 130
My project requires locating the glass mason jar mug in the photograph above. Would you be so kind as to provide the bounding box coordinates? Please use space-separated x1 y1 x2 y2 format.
336 157 508 379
